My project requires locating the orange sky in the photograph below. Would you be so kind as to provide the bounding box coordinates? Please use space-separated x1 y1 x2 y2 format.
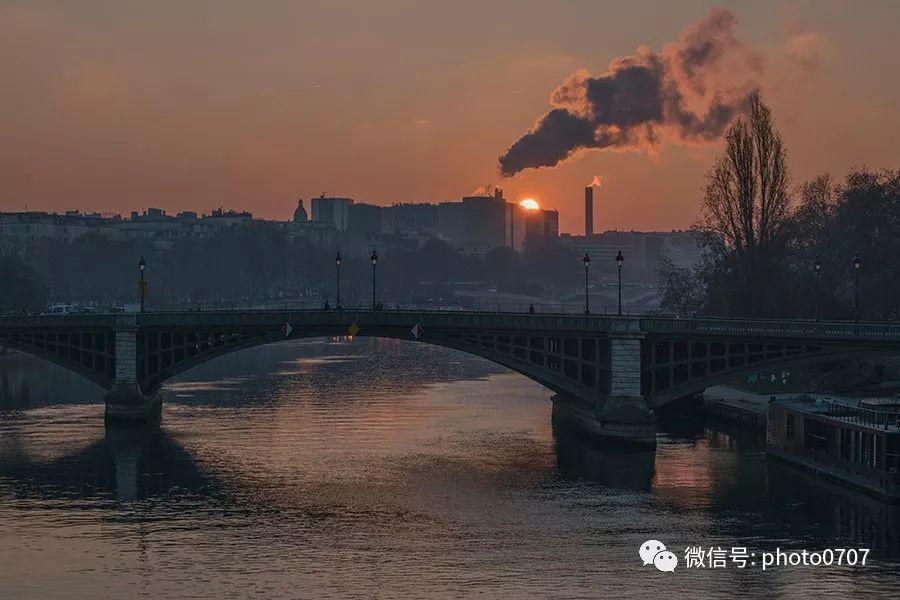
2 1 900 233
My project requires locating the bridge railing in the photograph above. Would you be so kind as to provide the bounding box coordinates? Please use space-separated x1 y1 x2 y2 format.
0 314 118 328
131 308 621 333
638 316 900 340
7 309 900 341
820 400 900 430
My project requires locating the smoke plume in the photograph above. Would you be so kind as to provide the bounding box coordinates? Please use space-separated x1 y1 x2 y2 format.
498 8 762 176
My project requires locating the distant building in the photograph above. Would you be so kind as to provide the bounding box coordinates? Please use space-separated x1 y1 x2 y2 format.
508 204 559 251
438 188 508 256
370 230 426 254
0 211 122 253
289 220 338 250
509 203 526 252
311 196 353 232
292 199 309 223
382 203 438 236
0 206 257 253
347 203 385 253
561 230 700 280
542 209 560 238
525 207 560 249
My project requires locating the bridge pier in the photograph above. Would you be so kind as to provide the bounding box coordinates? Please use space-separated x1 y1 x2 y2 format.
104 382 161 422
552 395 656 443
552 328 656 444
104 316 160 423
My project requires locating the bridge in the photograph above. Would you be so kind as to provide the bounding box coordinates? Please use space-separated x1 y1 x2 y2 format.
4 309 900 442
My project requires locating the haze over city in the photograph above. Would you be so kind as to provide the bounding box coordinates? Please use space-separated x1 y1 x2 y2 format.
4 3 900 598
3 0 900 232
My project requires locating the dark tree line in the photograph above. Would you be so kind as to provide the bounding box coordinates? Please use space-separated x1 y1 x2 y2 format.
0 255 48 313
22 224 337 309
661 93 900 320
789 170 900 319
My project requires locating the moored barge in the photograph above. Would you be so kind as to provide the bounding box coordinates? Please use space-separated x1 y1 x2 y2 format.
767 397 900 501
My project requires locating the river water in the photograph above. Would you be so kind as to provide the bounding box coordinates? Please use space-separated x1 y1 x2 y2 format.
1 338 899 599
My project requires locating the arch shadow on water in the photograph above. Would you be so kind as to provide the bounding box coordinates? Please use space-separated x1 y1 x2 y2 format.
0 422 226 504
551 413 656 491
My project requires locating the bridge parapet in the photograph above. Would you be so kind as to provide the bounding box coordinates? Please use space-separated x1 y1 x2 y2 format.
0 314 118 328
639 316 900 341
135 309 621 334
8 310 900 341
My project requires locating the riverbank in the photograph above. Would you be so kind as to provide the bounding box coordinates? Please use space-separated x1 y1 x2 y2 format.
701 385 888 430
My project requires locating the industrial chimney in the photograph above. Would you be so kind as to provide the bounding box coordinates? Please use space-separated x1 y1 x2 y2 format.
584 186 594 236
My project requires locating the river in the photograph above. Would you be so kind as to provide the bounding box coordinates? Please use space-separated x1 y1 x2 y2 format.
1 338 898 598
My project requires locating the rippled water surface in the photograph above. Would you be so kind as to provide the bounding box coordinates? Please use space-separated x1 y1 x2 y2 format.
1 339 899 599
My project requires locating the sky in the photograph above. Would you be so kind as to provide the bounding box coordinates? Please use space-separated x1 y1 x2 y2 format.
2 0 900 233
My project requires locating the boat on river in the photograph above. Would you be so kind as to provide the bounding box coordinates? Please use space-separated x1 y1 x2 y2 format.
767 396 900 501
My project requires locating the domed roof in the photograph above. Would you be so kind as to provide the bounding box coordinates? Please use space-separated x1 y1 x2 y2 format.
293 198 308 223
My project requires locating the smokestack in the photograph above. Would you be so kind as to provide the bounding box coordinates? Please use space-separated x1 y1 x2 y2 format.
584 186 594 236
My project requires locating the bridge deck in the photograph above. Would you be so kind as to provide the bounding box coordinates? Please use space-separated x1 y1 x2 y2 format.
4 310 900 342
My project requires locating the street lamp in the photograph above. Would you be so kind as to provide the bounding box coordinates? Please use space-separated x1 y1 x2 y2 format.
814 255 822 317
582 252 591 314
335 251 343 309
615 250 624 316
138 256 146 313
853 253 862 321
370 249 379 310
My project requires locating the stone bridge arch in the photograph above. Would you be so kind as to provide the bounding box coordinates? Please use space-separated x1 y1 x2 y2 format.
639 319 900 407
0 316 116 390
135 313 613 406
130 311 657 440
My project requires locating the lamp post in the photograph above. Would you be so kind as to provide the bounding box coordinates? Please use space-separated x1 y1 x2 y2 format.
370 250 379 310
138 256 146 313
582 252 591 314
853 253 862 322
335 252 342 309
615 250 624 316
814 255 821 320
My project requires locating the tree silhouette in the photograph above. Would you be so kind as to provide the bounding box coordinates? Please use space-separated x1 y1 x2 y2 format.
696 93 792 316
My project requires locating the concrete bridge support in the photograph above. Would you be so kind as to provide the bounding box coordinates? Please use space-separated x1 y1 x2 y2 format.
553 323 656 444
104 316 160 422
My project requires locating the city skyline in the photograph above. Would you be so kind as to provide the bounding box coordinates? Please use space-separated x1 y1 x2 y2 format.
3 1 900 233
3 4 900 596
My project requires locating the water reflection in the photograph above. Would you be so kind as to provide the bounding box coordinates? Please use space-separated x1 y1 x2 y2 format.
765 457 900 561
0 352 104 409
1 340 899 598
0 421 221 504
553 419 656 491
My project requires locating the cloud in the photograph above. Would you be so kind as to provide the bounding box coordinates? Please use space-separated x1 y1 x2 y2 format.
784 32 828 70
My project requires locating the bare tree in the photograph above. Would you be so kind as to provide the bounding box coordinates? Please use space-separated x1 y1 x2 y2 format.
696 93 792 316
657 257 706 317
